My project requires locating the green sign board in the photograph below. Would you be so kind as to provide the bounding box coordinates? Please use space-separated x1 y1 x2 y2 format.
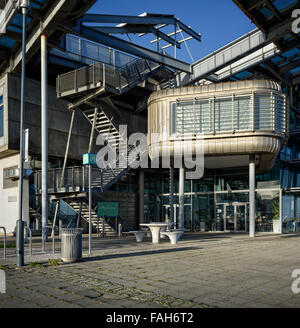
98 202 119 218
83 153 97 166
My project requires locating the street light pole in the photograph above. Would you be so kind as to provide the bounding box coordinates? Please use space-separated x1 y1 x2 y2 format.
16 0 30 268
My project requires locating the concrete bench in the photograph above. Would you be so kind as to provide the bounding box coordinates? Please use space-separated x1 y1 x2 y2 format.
160 231 183 245
130 231 146 243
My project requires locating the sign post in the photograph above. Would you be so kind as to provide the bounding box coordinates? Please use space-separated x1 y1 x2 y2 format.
83 153 97 255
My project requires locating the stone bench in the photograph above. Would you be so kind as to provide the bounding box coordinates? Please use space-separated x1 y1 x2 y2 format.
130 231 146 243
160 230 183 245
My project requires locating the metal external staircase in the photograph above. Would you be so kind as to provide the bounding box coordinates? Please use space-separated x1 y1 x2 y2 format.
35 54 169 233
56 57 163 100
65 198 116 235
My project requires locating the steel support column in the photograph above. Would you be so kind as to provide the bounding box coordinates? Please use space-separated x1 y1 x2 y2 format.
169 167 174 225
139 170 145 224
16 0 30 267
178 168 185 231
88 108 97 254
249 155 256 238
41 34 49 244
60 109 76 188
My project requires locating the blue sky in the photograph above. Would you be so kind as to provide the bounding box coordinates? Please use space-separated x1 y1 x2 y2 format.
88 0 256 63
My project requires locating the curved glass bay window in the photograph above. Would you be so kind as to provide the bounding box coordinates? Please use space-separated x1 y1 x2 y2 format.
148 80 289 172
171 92 287 135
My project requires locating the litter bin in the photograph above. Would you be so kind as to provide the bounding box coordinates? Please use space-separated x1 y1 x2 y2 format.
61 228 82 263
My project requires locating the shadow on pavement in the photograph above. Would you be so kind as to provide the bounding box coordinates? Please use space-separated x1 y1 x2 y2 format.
80 246 202 263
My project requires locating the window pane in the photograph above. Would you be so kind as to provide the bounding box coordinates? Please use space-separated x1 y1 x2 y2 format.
214 98 232 132
197 100 210 133
254 94 272 130
234 96 251 130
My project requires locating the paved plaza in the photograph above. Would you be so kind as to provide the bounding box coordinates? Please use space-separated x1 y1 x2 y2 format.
1 232 300 308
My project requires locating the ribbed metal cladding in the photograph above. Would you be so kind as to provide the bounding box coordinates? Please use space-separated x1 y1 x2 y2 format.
61 228 83 263
148 80 289 172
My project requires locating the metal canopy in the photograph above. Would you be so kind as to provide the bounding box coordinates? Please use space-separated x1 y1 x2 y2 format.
56 12 202 73
177 0 300 87
0 0 97 75
58 22 193 73
225 0 300 87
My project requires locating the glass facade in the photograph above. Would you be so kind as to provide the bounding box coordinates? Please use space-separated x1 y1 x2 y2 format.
144 168 282 233
171 92 286 135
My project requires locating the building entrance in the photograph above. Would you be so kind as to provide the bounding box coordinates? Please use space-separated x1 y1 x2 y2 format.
216 203 249 232
163 204 179 227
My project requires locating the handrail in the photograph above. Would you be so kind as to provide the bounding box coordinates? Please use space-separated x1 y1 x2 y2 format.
42 226 55 254
25 227 32 256
0 227 6 259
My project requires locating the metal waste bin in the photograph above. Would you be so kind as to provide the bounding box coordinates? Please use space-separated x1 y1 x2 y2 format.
61 228 82 263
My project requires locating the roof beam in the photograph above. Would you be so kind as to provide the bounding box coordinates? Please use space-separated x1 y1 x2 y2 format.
81 13 201 41
279 59 300 75
9 0 68 72
149 26 181 48
81 13 175 25
264 60 290 85
59 23 192 72
89 25 181 47
265 0 282 21
176 20 201 42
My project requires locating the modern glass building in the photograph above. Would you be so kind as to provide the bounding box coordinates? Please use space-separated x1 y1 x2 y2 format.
145 80 293 234
0 0 299 239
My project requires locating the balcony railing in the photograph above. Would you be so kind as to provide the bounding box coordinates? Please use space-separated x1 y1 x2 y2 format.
34 166 99 194
56 56 160 98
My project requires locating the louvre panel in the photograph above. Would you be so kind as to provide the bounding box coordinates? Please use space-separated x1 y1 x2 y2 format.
234 96 252 131
171 92 286 135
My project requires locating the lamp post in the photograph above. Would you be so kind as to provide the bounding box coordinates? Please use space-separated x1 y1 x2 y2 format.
16 0 31 267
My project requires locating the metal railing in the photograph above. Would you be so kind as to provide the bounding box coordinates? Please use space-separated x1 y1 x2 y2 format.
35 166 90 193
65 34 137 68
42 226 55 254
178 28 277 84
57 56 161 97
34 164 130 194
0 227 6 259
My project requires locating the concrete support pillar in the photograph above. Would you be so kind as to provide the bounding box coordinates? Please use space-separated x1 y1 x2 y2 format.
249 155 256 238
139 170 145 224
41 34 48 243
169 167 174 225
178 168 185 231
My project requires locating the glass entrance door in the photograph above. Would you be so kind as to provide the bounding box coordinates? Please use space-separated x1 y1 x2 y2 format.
217 203 249 232
163 204 179 227
235 204 249 232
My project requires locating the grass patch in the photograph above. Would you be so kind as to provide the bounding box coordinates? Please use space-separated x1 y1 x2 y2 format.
0 244 15 249
48 259 60 267
29 262 44 267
